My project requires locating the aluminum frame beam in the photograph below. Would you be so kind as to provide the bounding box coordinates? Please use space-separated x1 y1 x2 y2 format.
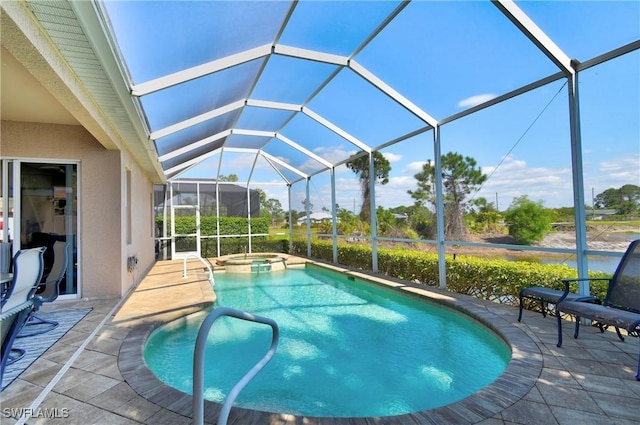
245 99 301 112
349 60 438 127
274 44 349 66
275 133 334 169
302 107 371 153
260 151 309 180
132 44 273 96
151 100 245 140
493 0 573 75
164 147 222 176
158 129 231 162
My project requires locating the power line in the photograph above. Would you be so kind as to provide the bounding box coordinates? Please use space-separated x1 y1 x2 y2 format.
470 80 569 206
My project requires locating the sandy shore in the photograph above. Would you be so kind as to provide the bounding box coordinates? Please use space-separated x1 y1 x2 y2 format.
540 232 634 251
469 225 639 254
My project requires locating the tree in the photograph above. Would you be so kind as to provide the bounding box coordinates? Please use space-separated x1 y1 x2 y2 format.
551 206 578 222
408 152 487 240
218 174 239 182
255 188 267 208
503 196 553 245
301 198 313 213
594 184 640 215
467 197 503 233
467 197 496 214
263 198 284 225
288 209 305 225
346 151 391 222
336 207 358 235
376 207 396 235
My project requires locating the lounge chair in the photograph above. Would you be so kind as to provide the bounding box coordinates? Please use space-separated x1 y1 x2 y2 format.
2 247 46 311
1 299 34 386
518 286 599 322
18 241 70 337
556 239 640 380
0 247 46 384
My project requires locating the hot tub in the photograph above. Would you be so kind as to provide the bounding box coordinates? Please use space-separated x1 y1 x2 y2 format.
217 253 286 273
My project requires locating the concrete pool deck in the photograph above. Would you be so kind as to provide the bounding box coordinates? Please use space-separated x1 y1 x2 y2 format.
1 257 639 424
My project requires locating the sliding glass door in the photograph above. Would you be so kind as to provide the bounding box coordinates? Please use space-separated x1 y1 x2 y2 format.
1 160 78 296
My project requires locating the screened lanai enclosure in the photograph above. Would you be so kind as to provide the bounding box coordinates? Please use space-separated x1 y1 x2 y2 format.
83 1 639 288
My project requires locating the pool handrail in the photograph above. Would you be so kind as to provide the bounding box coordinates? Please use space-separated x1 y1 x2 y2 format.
192 306 279 425
182 253 214 286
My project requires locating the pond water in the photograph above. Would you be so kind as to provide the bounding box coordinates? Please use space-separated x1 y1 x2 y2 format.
542 256 619 274
517 232 638 274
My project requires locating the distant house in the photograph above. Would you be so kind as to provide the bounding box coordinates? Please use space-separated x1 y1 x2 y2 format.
297 212 335 225
590 209 618 220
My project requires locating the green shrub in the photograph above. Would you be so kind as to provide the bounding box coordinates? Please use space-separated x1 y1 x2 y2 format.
156 216 270 236
291 239 612 308
504 196 553 245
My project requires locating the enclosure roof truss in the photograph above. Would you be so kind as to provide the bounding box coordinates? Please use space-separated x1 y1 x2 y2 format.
83 0 619 185
10 0 633 186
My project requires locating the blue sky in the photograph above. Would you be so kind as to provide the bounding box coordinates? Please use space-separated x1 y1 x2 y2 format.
104 1 639 213
287 1 639 213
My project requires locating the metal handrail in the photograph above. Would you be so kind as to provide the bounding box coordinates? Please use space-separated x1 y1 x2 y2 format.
182 253 214 286
192 306 279 425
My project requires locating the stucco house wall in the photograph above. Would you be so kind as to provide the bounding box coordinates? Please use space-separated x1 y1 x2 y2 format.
1 120 154 298
122 152 156 296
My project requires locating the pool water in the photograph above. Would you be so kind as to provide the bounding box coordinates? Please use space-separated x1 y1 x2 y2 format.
144 265 510 417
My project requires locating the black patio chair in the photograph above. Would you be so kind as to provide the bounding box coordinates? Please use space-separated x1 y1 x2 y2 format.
555 239 640 380
0 247 45 384
1 299 34 387
518 285 600 322
18 240 70 337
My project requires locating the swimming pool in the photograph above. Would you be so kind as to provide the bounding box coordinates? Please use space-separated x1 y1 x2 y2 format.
144 264 511 417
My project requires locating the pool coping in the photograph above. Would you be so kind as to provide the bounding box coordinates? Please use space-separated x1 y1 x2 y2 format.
118 260 543 424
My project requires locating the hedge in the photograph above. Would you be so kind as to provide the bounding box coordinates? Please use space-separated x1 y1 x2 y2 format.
157 216 273 257
291 239 611 308
156 216 271 236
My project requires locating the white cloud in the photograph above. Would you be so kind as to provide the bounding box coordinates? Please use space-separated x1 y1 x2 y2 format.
476 156 575 208
404 161 426 174
599 153 640 179
260 151 640 213
313 145 357 164
382 152 402 162
585 152 640 195
458 94 497 108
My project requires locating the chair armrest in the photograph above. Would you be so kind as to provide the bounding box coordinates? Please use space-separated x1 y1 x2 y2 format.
558 277 611 303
